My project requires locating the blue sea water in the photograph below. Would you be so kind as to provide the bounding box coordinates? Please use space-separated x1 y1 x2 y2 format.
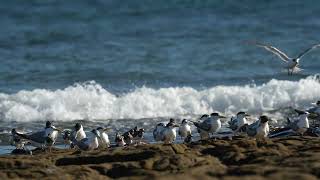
1 0 320 150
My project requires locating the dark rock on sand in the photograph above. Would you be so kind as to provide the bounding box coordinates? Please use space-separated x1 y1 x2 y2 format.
0 136 320 179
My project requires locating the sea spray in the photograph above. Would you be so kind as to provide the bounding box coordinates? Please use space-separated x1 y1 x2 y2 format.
0 76 320 122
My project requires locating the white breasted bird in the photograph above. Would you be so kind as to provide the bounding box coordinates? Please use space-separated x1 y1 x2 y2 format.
246 115 270 138
96 127 111 148
250 42 320 75
194 114 210 140
287 109 310 135
71 129 101 151
161 119 179 144
153 123 166 142
11 121 61 149
231 111 250 134
178 119 192 143
194 113 225 138
73 123 87 141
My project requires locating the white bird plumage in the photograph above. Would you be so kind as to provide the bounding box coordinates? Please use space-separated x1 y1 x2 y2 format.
288 109 310 135
97 127 110 148
178 119 191 139
251 42 320 75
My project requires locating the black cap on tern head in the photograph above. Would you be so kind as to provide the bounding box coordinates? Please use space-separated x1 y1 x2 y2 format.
211 113 219 116
316 101 320 106
45 121 52 128
75 123 82 131
11 128 17 134
169 118 175 123
200 114 209 119
182 119 187 124
97 127 103 131
260 115 269 123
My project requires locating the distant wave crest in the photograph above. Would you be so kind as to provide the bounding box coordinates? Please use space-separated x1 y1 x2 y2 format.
0 76 320 122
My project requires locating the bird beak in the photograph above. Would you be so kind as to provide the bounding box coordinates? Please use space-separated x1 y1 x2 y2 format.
219 115 226 118
174 124 180 127
244 113 250 117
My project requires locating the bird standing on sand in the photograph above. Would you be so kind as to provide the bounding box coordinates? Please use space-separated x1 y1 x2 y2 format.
11 121 60 149
246 115 270 138
71 129 101 151
230 112 250 134
250 42 320 75
161 119 179 144
97 127 110 148
194 113 225 138
73 123 87 141
153 123 166 142
178 119 192 143
287 109 310 135
194 114 210 140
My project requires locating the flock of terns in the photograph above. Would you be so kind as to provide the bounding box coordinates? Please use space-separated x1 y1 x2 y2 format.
7 42 320 154
9 100 320 154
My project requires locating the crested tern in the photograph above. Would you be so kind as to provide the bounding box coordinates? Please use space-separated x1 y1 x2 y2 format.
161 119 179 144
229 111 250 134
246 115 270 138
178 119 192 143
193 113 225 139
11 121 60 149
251 42 320 75
97 127 111 148
153 123 166 142
71 129 101 151
287 109 310 135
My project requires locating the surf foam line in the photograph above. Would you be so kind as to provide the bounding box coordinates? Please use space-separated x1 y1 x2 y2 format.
0 76 320 122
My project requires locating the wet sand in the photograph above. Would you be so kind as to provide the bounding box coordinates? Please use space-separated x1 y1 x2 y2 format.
0 136 319 180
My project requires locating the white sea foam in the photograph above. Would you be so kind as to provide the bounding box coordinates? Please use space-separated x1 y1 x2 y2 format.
0 76 320 122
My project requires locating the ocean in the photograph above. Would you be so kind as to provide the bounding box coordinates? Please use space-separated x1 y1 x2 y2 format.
1 0 320 152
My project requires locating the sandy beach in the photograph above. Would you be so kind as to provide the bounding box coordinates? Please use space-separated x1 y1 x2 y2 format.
1 136 319 180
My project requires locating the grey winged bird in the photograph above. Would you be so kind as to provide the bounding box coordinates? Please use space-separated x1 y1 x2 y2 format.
153 123 166 142
245 115 270 138
71 129 101 151
251 42 320 75
11 121 60 148
194 113 225 139
287 109 310 135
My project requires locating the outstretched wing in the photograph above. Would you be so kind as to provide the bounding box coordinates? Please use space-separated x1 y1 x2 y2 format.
253 42 290 62
296 44 320 59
